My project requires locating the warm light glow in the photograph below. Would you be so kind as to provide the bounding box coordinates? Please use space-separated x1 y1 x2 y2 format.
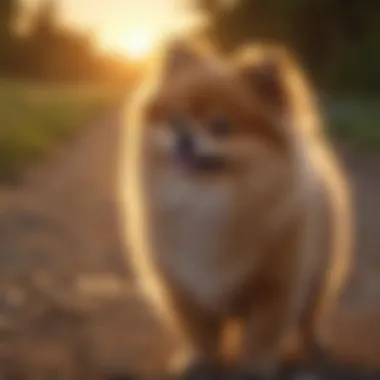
121 32 152 60
25 0 204 59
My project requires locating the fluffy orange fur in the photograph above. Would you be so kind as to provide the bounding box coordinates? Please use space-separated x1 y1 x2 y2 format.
120 40 353 379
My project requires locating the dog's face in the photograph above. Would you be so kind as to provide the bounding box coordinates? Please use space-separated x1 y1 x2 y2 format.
142 42 285 177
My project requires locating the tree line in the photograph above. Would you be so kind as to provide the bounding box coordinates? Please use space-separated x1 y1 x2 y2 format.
0 0 138 84
3 0 378 93
196 0 380 94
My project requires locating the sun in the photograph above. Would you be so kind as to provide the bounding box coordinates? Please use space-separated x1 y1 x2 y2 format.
122 32 152 60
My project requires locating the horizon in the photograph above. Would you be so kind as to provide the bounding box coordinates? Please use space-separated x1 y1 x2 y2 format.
22 0 202 59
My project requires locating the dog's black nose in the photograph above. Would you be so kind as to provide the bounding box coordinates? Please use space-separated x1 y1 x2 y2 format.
177 131 195 156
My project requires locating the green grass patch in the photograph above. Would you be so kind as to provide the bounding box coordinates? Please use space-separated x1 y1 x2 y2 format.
325 97 380 148
0 82 125 182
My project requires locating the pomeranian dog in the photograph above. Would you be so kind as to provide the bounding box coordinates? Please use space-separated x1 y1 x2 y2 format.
120 40 353 379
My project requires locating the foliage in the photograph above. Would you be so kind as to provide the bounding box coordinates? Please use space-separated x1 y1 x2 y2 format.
196 0 380 94
0 0 139 84
0 1 135 181
325 98 380 148
0 82 124 182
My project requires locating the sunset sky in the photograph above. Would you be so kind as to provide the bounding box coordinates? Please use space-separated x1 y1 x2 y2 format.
23 0 201 58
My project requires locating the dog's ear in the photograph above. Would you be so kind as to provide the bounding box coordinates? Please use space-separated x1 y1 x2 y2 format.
161 39 208 77
234 46 290 112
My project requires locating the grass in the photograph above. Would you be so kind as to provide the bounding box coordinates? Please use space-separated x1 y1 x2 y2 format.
0 82 378 183
325 97 380 148
0 81 125 182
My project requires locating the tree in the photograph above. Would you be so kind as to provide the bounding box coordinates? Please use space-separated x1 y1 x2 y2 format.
0 0 19 39
0 0 20 72
30 0 58 38
195 0 380 93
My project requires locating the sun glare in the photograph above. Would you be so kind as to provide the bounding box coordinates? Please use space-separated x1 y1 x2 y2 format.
122 32 152 60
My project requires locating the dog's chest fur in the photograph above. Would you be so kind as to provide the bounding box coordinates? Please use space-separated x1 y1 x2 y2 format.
147 167 257 312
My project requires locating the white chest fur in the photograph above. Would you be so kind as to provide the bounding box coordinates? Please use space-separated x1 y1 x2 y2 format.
146 168 248 312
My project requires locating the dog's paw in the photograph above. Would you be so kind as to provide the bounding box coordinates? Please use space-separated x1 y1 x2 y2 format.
168 351 226 380
177 364 226 380
103 372 140 380
224 370 277 380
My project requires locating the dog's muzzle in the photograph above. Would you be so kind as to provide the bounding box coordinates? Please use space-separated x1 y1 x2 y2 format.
175 131 226 172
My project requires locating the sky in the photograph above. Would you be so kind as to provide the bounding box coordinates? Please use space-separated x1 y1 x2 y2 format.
22 0 201 56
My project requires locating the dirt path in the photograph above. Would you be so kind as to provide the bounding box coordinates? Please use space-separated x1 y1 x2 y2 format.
0 111 379 378
0 109 174 378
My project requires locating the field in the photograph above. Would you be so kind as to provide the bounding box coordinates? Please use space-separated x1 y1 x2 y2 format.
0 82 125 182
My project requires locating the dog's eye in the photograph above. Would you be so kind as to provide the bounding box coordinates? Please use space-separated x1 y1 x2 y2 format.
209 117 231 137
170 117 188 131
